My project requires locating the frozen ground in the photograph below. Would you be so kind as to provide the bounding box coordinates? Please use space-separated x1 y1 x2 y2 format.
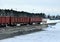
0 23 60 42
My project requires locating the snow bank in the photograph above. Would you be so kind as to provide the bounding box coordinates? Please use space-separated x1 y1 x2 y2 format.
47 20 60 23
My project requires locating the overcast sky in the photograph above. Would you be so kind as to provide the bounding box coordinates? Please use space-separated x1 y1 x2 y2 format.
0 0 60 15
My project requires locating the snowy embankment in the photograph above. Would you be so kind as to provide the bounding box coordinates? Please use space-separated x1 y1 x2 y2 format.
0 20 60 42
47 19 60 23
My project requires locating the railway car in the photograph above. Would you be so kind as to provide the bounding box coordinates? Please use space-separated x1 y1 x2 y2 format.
29 13 42 25
0 16 10 27
29 17 42 25
0 16 6 27
17 17 30 25
5 16 10 25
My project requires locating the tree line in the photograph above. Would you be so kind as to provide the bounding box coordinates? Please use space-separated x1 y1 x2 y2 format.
0 9 46 18
47 15 60 20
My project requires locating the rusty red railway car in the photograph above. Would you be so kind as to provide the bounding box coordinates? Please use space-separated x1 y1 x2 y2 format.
14 17 18 23
1 16 6 24
30 17 42 23
21 17 29 23
10 17 15 24
17 17 30 24
5 16 10 24
0 16 10 26
10 17 18 25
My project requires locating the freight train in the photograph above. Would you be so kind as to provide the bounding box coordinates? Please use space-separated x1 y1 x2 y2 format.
0 9 45 27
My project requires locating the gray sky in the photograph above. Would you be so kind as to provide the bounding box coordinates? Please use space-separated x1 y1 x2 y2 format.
0 0 60 15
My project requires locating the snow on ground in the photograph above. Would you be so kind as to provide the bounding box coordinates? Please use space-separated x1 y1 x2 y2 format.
47 20 60 23
0 23 60 42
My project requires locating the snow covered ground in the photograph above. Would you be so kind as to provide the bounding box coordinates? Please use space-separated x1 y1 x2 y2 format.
0 23 60 42
47 20 60 23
